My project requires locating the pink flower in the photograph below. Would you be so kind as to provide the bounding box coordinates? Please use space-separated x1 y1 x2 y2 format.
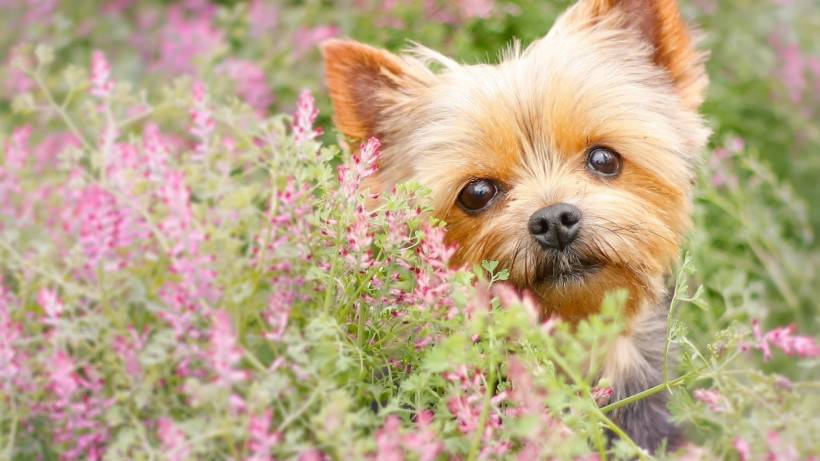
154 7 224 74
374 416 404 461
33 132 80 173
221 59 274 115
591 386 614 407
157 417 190 461
293 25 339 58
190 80 215 161
143 123 170 181
246 411 282 461
265 276 300 341
36 288 63 328
372 413 442 461
752 319 820 362
298 449 329 461
338 137 382 197
693 389 727 413
4 45 34 96
292 89 322 145
45 351 111 460
90 50 114 98
112 327 148 379
0 285 26 393
248 0 279 37
456 0 495 19
769 32 806 104
733 437 751 461
766 432 799 461
208 310 247 386
4 124 31 172
69 185 140 272
404 411 442 461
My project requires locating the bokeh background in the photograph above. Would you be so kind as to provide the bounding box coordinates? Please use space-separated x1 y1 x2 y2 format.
0 0 818 460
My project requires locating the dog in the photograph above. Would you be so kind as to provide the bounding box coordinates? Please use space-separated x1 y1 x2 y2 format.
321 0 709 452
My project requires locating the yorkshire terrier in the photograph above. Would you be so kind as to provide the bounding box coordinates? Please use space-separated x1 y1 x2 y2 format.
321 0 709 452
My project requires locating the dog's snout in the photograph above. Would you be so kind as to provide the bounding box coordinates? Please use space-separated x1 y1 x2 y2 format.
527 203 581 250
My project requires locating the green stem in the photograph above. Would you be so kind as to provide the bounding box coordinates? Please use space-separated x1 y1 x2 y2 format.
467 330 497 461
31 71 93 152
590 408 650 460
600 369 701 414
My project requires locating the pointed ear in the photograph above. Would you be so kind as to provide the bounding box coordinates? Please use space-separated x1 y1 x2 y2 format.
568 0 708 109
321 39 410 140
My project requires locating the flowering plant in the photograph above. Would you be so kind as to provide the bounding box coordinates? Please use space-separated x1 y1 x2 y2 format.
1 1 819 460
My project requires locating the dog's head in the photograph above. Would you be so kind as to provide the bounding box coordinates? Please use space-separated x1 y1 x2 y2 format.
322 0 710 319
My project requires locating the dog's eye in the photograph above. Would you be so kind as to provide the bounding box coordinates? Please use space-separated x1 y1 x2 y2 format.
586 147 622 177
457 179 498 212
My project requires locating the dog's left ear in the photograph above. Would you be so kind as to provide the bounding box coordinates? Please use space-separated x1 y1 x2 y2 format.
565 0 708 109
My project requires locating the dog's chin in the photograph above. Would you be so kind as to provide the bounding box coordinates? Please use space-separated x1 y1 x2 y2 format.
535 255 603 288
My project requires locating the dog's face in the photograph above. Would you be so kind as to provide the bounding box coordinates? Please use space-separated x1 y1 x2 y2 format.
322 0 710 320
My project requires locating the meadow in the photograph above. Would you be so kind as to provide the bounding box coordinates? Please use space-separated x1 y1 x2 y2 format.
0 0 818 459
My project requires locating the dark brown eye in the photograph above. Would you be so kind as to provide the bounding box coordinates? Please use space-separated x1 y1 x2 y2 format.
457 179 498 212
586 147 622 177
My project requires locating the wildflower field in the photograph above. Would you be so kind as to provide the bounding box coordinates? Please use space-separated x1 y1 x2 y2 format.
0 0 819 460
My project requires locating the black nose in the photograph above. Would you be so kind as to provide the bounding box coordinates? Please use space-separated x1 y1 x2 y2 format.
528 203 581 250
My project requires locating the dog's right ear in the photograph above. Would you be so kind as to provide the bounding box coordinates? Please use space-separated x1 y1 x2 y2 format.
321 39 411 140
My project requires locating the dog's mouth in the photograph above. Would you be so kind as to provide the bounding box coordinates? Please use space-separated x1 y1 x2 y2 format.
534 255 602 286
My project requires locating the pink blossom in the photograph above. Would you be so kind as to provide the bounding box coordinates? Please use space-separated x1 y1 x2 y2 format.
456 0 495 19
90 50 114 98
246 410 281 461
69 185 140 272
45 351 111 460
404 411 442 461
767 431 799 461
154 7 224 74
0 285 26 393
208 310 247 386
338 137 382 197
190 80 215 161
374 416 404 461
299 449 329 461
734 438 751 461
4 124 31 172
157 417 190 461
265 276 300 341
33 132 80 172
770 33 806 104
157 171 220 302
292 89 322 145
408 224 456 310
591 386 614 407
221 59 274 114
36 288 63 328
24 0 59 25
372 413 442 461
4 45 34 96
248 0 279 37
112 327 148 379
293 25 339 58
752 319 820 362
693 389 727 413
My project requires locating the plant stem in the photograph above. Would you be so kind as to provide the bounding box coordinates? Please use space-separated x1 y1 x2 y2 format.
600 369 701 414
467 329 497 461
